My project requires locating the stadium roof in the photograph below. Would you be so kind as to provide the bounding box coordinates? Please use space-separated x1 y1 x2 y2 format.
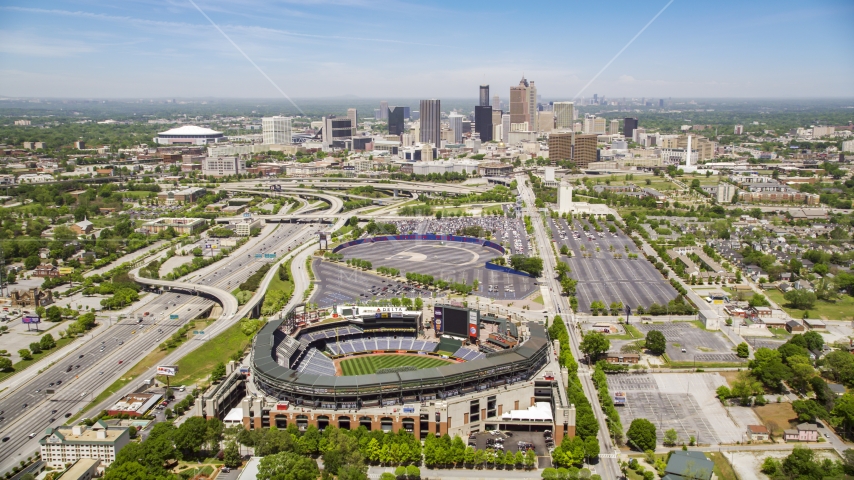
157 125 222 136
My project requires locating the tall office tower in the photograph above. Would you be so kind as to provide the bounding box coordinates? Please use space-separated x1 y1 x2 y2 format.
479 85 490 107
509 77 529 125
593 93 598 104
623 118 639 139
261 116 292 144
419 99 441 145
573 122 582 133
402 106 411 119
493 95 500 111
538 111 554 133
554 102 574 130
502 114 511 143
411 110 420 120
379 101 388 120
609 119 620 136
374 109 382 120
492 109 502 130
347 108 358 136
548 132 598 169
659 99 664 108
527 81 538 131
321 116 353 149
388 107 406 136
448 113 464 144
475 106 493 142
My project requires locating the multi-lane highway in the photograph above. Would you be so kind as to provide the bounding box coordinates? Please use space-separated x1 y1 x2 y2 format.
0 223 315 473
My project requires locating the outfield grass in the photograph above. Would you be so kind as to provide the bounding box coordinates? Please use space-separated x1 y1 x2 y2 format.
765 289 854 321
340 355 451 376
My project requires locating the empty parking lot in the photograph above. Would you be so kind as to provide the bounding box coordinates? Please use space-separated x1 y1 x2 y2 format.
635 322 742 363
549 218 677 313
606 373 760 445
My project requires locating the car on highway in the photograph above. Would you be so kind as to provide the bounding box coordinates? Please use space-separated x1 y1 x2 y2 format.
64 413 72 418
28 432 37 438
2 437 9 442
118 360 123 364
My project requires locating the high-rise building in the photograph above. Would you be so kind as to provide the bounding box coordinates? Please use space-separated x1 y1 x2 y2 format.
623 118 638 139
659 99 664 107
609 119 620 136
510 77 529 125
261 116 292 144
538 111 554 133
554 102 574 130
479 85 490 107
734 124 744 135
402 106 411 119
448 113 464 144
379 101 388 120
502 114 511 144
419 99 441 145
321 116 353 149
583 115 606 135
347 108 358 136
717 182 736 204
388 107 406 136
548 132 598 169
527 80 538 131
475 106 493 142
493 95 500 111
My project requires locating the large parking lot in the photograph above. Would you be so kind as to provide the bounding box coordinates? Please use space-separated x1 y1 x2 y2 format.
311 259 436 308
635 322 742 363
606 373 760 445
549 218 677 312
330 240 538 301
387 217 530 255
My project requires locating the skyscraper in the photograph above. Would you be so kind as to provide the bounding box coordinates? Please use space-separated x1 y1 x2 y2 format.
475 106 493 142
554 102 574 130
347 108 358 136
493 95 500 111
419 99 441 145
502 114 511 144
509 77 529 125
623 118 639 139
527 81 538 129
448 113 464 144
479 85 490 107
609 119 620 136
379 101 388 120
388 107 405 136
261 116 292 144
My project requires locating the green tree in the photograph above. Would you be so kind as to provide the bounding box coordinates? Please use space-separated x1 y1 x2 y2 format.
784 289 817 310
46 305 63 322
663 428 678 446
792 399 828 423
0 357 12 371
257 451 319 480
645 330 666 355
748 294 770 308
223 441 241 468
40 333 56 350
626 419 656 452
18 348 32 361
210 362 227 383
172 416 208 458
579 332 610 362
749 348 792 391
736 342 749 358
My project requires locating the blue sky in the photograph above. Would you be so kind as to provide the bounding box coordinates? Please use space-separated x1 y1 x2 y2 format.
1 0 853 99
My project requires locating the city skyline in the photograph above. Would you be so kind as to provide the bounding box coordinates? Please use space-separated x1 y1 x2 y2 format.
0 0 852 99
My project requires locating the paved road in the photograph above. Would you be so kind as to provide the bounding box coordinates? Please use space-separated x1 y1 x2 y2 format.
0 224 313 475
517 177 622 480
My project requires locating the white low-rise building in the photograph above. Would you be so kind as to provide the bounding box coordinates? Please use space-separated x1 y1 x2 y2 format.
40 421 131 468
17 173 54 183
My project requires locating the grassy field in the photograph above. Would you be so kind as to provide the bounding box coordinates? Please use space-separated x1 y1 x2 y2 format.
0 335 76 382
340 355 451 376
531 294 544 305
171 321 255 385
707 452 738 480
754 403 797 437
765 290 854 321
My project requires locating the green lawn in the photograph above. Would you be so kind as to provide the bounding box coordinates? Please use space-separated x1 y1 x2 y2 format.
531 294 544 305
171 321 256 385
0 335 76 382
765 289 854 321
707 452 738 480
340 355 451 376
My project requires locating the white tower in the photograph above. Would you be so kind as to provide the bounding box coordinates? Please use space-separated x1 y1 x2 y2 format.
558 182 573 214
686 135 693 167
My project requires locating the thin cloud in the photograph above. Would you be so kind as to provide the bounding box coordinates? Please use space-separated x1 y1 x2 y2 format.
1 6 445 47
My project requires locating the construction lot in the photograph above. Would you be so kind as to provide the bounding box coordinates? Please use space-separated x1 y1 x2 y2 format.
635 321 743 364
336 240 538 300
606 373 760 446
549 218 677 313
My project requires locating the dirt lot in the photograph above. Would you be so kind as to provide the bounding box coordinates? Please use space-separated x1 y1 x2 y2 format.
753 403 797 437
719 371 741 387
